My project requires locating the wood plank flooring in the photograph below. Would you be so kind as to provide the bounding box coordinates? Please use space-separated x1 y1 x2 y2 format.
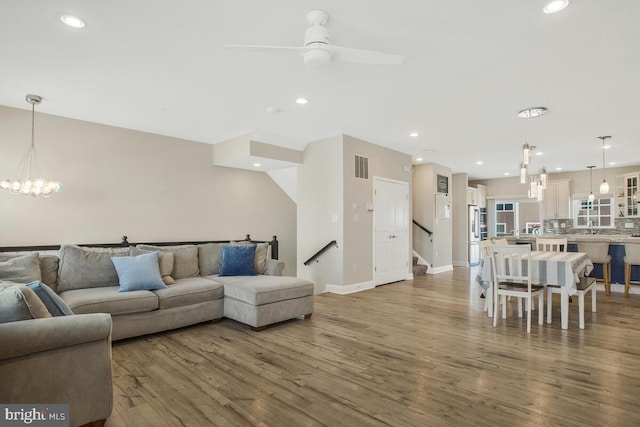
107 267 640 426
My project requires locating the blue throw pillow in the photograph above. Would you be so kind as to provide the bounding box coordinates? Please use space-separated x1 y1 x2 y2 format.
219 244 257 276
111 251 167 292
27 281 74 316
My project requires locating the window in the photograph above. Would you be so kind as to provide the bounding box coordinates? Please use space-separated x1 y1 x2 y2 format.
573 196 612 228
495 201 518 236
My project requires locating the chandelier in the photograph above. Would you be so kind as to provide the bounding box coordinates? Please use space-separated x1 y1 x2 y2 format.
0 94 62 197
518 107 547 201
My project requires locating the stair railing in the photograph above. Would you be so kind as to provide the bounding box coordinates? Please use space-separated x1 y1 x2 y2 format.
304 240 338 266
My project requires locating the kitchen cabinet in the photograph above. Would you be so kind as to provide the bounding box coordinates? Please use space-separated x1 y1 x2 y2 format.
623 174 639 217
477 184 487 208
467 187 479 205
544 180 571 219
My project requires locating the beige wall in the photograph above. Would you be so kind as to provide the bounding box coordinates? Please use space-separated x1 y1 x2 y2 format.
413 163 453 269
0 106 297 275
452 173 469 266
342 135 412 285
297 135 344 292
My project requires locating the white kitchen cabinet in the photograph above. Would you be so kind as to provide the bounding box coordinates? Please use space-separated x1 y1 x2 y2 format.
477 184 487 208
544 181 571 219
467 187 479 205
623 174 639 217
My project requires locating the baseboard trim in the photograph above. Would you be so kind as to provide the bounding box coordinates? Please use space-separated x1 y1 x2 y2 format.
428 264 454 274
453 261 468 267
326 281 375 295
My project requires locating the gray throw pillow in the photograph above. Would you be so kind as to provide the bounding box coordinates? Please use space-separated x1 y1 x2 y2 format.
136 245 199 279
198 243 223 276
0 253 58 290
26 281 74 316
58 245 130 292
0 253 42 284
0 281 52 324
230 241 269 275
130 247 176 285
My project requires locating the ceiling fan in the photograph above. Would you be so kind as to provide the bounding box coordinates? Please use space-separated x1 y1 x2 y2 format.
225 10 404 67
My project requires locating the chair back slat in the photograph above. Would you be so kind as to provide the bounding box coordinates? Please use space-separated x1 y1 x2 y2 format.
489 244 532 288
492 238 508 245
480 240 492 258
536 237 568 252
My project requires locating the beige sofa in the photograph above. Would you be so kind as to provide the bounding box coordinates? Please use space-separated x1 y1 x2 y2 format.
0 312 113 427
1 237 314 340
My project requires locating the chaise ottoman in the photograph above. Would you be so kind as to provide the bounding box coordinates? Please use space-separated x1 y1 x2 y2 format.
211 275 314 331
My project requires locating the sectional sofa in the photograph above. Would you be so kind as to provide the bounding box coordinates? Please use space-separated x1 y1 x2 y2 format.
0 236 315 339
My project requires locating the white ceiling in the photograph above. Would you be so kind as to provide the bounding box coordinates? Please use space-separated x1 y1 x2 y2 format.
1 1 639 180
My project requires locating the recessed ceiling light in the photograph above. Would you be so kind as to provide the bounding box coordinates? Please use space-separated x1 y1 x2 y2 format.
535 151 543 156
555 167 563 171
504 172 510 176
609 161 617 166
409 132 419 138
543 0 570 14
415 157 423 162
517 107 548 118
476 161 483 165
60 14 85 28
603 144 612 149
295 98 309 105
253 163 261 167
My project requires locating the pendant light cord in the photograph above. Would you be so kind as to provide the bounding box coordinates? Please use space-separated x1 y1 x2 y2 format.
31 102 35 149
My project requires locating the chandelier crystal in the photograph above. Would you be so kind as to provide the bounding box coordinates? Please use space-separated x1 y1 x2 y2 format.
0 95 61 197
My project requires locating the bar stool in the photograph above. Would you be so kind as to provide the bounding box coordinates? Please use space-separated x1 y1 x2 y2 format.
624 242 640 297
577 241 611 295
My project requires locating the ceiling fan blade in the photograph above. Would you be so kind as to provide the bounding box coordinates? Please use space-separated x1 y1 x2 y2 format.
326 45 404 65
224 44 305 55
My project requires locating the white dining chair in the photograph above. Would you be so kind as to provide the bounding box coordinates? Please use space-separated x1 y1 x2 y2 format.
490 244 544 333
535 237 569 325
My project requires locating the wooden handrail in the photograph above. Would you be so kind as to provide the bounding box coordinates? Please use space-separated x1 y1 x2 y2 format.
412 220 433 237
304 240 338 266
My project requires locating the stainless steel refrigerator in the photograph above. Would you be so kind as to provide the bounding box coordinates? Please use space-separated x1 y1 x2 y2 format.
468 204 480 265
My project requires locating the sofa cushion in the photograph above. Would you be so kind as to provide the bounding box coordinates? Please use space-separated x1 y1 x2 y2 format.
26 280 74 316
136 244 199 279
0 281 52 323
219 245 256 277
152 277 224 310
131 247 175 285
0 253 42 284
231 241 269 275
58 245 130 292
60 286 158 315
112 252 167 292
39 255 60 291
214 275 314 306
198 243 223 276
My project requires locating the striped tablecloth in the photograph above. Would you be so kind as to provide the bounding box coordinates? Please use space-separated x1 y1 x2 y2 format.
475 251 594 296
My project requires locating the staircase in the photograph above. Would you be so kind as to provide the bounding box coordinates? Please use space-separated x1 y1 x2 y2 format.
412 256 428 277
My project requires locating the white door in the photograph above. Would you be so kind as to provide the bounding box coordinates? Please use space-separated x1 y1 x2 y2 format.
374 178 410 286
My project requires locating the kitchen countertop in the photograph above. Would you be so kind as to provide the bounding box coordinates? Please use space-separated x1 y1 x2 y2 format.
503 234 640 244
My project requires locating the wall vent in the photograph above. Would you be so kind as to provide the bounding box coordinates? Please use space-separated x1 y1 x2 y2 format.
354 155 369 179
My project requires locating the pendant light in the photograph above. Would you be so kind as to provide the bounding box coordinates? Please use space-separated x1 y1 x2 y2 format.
587 166 596 202
520 163 527 184
0 94 62 196
598 136 611 194
522 143 531 166
539 167 548 189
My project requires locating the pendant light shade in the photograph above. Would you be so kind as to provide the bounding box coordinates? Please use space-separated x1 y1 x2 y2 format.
522 143 531 166
598 136 611 194
540 167 548 189
0 95 61 197
520 163 527 184
587 166 596 202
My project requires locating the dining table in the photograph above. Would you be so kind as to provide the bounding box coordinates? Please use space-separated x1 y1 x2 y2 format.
476 250 594 329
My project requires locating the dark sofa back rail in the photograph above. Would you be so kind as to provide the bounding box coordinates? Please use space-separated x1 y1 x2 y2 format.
0 235 279 259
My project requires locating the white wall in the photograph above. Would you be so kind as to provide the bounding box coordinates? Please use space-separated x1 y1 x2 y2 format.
452 173 469 266
0 106 297 275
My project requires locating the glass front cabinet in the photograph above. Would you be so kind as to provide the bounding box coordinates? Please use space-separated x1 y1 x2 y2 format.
617 173 640 217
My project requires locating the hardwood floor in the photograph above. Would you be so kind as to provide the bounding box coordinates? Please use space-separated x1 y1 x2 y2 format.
107 267 640 426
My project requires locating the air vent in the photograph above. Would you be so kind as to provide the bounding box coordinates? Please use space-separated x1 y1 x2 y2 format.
355 155 369 179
